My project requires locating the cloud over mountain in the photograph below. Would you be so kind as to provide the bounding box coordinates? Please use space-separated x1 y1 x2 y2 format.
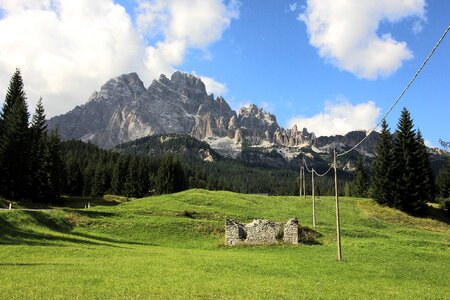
0 0 239 116
299 0 425 79
288 98 381 136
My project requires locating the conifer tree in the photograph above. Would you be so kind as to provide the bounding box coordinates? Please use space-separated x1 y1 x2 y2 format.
0 69 30 199
393 108 424 213
415 130 436 203
352 157 368 197
371 119 395 205
436 160 450 199
124 156 141 198
111 156 129 195
91 161 107 197
29 98 49 201
44 130 65 202
155 155 187 194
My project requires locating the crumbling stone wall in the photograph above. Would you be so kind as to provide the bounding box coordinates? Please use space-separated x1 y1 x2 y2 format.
225 219 246 245
225 218 302 245
245 219 280 244
283 218 299 244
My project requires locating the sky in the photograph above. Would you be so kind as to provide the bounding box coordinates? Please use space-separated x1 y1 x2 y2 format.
0 0 449 147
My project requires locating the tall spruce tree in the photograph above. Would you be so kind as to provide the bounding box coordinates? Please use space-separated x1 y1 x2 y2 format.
371 119 395 205
436 160 450 198
111 156 129 195
0 69 30 199
44 130 65 202
155 155 187 195
415 130 436 203
352 157 368 197
393 108 424 213
372 119 395 206
29 98 49 201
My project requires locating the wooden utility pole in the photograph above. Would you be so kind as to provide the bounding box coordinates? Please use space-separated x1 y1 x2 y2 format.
334 150 342 261
299 165 303 197
312 169 316 228
303 167 306 199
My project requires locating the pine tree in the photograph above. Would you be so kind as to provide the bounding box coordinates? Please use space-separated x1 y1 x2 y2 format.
155 155 187 195
91 161 107 197
352 157 368 197
44 130 65 202
371 119 395 205
111 156 128 195
0 69 30 199
124 156 141 198
415 130 436 203
392 108 424 213
29 98 49 201
436 160 450 198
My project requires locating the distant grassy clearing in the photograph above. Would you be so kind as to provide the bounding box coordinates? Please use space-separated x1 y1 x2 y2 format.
0 190 449 299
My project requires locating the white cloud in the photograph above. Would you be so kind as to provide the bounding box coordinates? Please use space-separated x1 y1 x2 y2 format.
198 75 228 97
0 0 240 116
288 98 381 136
137 0 240 83
299 0 425 79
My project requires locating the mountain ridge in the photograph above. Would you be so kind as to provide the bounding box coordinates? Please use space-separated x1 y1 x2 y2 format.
47 71 378 160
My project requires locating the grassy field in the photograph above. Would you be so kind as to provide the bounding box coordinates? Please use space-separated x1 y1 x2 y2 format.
0 189 449 299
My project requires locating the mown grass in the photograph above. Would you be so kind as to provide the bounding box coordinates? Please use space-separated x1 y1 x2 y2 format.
0 189 449 299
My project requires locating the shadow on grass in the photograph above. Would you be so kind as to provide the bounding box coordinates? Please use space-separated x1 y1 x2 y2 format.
425 205 450 225
0 213 156 248
64 209 117 218
300 227 323 245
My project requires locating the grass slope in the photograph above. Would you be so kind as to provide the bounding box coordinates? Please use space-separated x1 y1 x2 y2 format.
0 189 449 299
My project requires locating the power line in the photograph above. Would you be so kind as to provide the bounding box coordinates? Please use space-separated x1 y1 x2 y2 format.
337 25 450 158
302 158 333 177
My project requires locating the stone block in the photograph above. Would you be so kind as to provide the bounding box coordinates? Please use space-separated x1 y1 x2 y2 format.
244 219 279 244
225 219 246 245
283 218 299 244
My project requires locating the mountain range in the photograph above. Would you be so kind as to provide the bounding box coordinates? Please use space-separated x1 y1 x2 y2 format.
47 71 383 169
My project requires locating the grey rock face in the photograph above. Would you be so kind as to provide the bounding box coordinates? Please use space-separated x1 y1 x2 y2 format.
47 71 379 158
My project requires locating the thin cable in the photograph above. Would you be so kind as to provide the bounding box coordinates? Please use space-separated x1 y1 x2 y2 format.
337 25 450 158
303 158 313 173
313 164 333 177
303 158 333 177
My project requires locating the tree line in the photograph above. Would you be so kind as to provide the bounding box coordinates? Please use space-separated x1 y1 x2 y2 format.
1 70 447 214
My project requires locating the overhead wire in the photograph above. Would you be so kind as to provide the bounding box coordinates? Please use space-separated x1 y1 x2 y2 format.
298 25 450 197
336 25 450 158
302 158 333 177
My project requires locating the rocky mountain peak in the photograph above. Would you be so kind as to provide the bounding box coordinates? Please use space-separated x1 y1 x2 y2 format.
169 71 207 95
238 104 279 127
47 71 381 160
89 72 146 104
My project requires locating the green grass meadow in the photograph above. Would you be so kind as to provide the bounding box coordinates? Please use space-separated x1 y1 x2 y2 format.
1 189 449 299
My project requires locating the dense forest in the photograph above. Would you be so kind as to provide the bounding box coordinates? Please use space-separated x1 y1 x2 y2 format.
1 69 449 215
62 138 350 197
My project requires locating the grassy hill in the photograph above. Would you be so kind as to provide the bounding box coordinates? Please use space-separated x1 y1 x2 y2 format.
0 190 449 299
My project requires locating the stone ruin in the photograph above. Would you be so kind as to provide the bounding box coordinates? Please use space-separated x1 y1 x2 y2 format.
225 218 303 245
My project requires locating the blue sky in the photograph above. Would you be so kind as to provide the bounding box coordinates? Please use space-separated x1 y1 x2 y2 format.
0 0 448 146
